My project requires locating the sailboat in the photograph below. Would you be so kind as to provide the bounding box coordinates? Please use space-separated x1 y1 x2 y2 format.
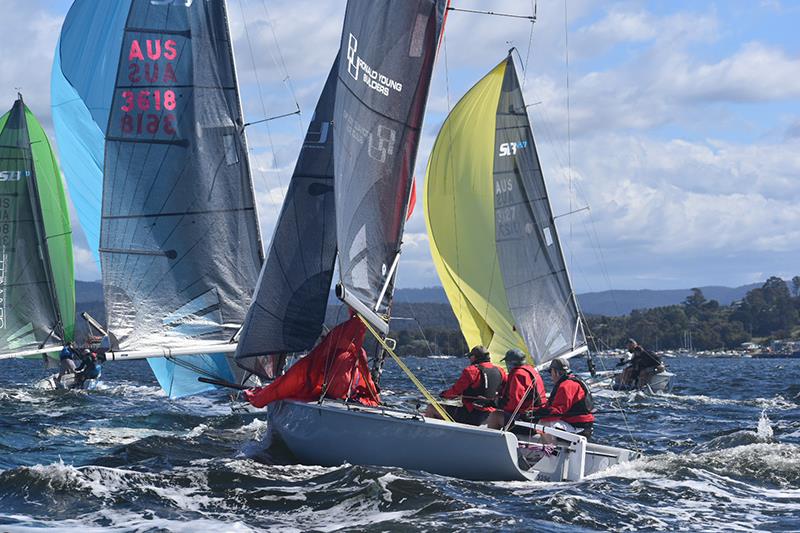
251 8 641 474
0 96 75 366
51 0 264 397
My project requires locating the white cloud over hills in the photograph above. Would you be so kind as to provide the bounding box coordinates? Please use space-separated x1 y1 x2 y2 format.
0 0 797 293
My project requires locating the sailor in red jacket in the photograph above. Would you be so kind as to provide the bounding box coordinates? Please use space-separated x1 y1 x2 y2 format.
532 357 595 440
487 348 546 430
425 345 506 426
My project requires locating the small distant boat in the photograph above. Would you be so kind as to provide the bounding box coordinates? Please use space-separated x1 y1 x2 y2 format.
611 369 675 394
0 95 76 375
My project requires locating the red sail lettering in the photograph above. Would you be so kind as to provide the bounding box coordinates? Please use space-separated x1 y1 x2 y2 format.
164 114 176 135
146 40 161 60
129 40 144 61
128 64 141 83
163 63 178 83
164 40 177 61
146 115 160 134
145 63 159 83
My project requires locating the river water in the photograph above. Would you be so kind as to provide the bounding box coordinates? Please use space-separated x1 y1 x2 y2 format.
1 355 799 532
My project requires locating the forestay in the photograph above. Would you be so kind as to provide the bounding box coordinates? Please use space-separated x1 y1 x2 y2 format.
235 60 339 377
0 98 75 358
333 0 448 331
53 0 263 396
425 55 585 367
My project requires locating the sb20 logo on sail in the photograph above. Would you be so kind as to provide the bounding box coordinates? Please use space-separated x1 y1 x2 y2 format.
0 170 29 182
499 140 528 157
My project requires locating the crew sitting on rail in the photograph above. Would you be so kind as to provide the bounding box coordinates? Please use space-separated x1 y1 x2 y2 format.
620 338 664 388
56 342 78 386
73 349 102 389
531 357 595 441
486 348 546 430
425 345 506 426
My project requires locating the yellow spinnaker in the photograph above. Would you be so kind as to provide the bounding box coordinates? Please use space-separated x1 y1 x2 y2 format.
423 58 528 366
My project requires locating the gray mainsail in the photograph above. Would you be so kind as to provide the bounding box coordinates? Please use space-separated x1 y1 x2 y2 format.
235 59 339 377
0 99 63 355
493 55 586 364
100 0 263 360
333 0 448 331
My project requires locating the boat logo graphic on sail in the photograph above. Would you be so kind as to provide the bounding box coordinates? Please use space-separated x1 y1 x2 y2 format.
346 34 404 96
498 140 528 157
0 170 28 181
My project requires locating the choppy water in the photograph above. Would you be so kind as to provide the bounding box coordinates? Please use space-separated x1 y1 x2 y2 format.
1 355 799 532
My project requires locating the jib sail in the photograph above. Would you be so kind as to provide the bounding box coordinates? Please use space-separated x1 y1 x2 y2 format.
235 59 339 377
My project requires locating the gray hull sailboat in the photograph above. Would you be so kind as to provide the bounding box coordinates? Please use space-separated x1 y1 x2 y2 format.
236 1 636 482
52 0 264 397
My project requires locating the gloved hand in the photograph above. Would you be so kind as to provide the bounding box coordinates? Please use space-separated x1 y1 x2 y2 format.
242 388 257 405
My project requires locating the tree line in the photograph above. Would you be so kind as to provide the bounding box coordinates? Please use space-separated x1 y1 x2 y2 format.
390 276 800 355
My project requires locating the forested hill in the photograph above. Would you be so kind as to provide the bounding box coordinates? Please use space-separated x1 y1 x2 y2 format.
74 279 798 353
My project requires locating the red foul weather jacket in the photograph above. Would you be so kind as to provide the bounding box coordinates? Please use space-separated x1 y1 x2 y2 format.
499 364 547 414
534 374 595 424
441 362 507 412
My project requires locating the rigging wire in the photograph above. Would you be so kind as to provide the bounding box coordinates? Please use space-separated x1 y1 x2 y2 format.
258 0 305 140
236 0 289 221
522 0 537 87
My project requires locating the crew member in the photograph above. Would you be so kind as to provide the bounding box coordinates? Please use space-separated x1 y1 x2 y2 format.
531 357 594 440
487 348 546 430
425 345 506 426
73 349 101 389
56 342 78 386
622 338 663 388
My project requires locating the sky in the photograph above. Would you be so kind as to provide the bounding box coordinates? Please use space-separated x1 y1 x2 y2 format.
1 0 799 294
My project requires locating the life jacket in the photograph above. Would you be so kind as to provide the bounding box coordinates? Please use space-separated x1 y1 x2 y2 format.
464 362 503 408
516 365 545 408
551 373 594 417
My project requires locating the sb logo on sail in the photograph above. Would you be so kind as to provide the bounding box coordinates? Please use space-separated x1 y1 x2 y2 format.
0 170 28 182
498 141 528 157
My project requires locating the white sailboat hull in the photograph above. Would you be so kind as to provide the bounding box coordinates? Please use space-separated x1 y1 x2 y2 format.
268 400 638 482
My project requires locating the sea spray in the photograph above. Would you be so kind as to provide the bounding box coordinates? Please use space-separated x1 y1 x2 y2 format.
757 409 774 441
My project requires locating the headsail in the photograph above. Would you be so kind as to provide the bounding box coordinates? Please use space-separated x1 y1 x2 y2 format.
424 54 586 367
333 0 448 332
0 97 74 358
53 0 263 396
235 59 338 377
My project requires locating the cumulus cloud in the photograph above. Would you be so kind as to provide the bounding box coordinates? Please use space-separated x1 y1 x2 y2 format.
4 0 799 293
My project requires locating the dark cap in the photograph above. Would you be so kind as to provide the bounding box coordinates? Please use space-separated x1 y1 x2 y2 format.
82 349 91 355
626 338 637 346
549 357 570 373
502 348 526 365
467 345 491 361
